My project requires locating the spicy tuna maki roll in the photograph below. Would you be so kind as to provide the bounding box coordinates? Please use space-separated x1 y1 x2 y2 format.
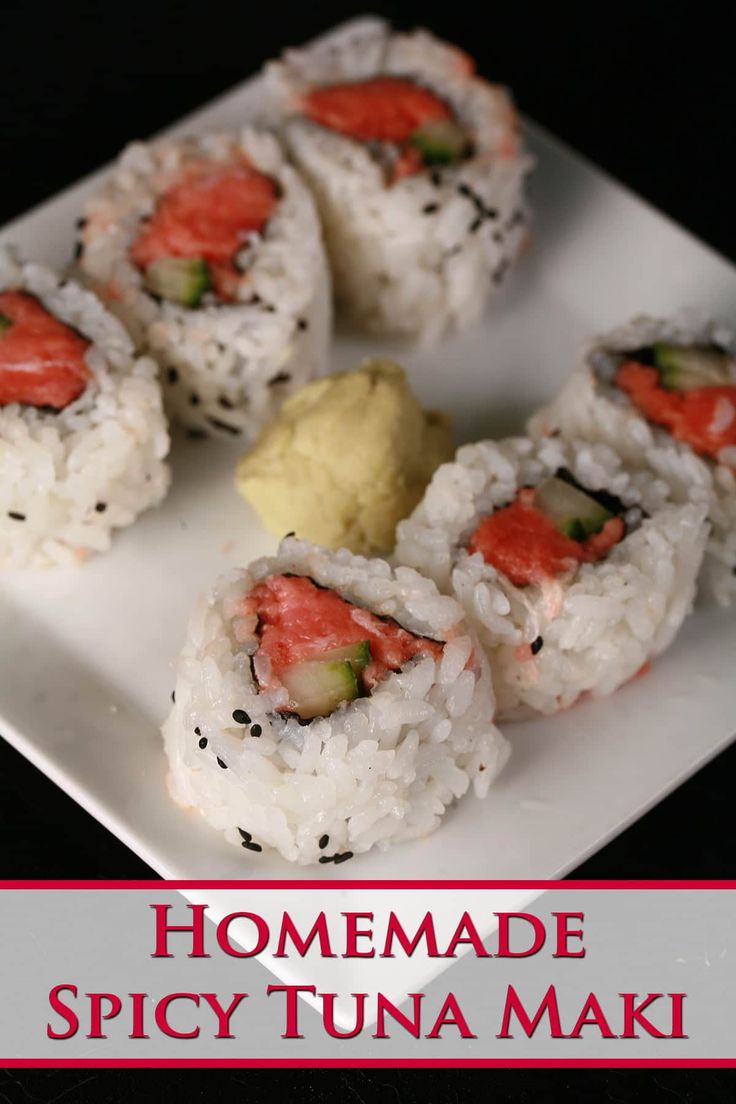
162 537 508 864
395 436 708 718
265 18 530 344
77 128 331 438
530 315 736 606
0 247 169 568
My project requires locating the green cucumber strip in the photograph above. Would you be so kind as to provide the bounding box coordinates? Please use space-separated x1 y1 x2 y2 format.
318 640 371 671
560 518 587 542
408 119 468 166
280 658 359 720
143 257 211 307
536 476 614 541
653 342 731 392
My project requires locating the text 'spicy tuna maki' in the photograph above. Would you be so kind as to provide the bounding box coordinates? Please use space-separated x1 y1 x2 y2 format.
162 537 509 864
530 314 736 606
76 128 331 438
0 246 170 568
395 436 708 718
265 17 531 344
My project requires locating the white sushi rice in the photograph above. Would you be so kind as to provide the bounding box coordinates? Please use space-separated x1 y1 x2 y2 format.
77 128 331 437
265 18 531 344
0 247 170 568
395 436 708 718
529 313 736 606
162 537 509 865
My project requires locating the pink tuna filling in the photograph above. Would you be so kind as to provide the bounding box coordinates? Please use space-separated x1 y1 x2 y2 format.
242 573 443 694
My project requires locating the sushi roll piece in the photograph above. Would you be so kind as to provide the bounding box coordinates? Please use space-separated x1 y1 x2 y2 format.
162 536 508 864
77 127 331 438
265 18 531 344
530 315 736 606
0 246 170 568
395 436 709 719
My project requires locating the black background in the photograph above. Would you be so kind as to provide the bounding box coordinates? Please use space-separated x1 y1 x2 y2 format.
1 0 734 1098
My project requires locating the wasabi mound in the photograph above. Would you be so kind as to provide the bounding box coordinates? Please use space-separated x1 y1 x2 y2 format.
236 359 453 554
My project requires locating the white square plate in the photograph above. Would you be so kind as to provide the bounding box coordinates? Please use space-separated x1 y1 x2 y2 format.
1 17 735 888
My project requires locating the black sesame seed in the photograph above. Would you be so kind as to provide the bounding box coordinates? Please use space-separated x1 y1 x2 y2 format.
76 217 86 230
492 260 510 285
7 511 25 521
194 726 201 736
297 318 308 331
422 203 439 215
333 852 354 864
531 636 544 656
218 395 234 410
242 840 263 853
457 182 473 198
95 502 107 513
319 834 329 850
250 724 262 738
167 368 179 384
217 757 228 769
430 171 442 186
284 531 296 539
232 709 251 725
73 241 83 261
198 736 208 750
186 429 208 440
237 828 252 842
269 371 292 386
189 393 200 406
171 690 176 703
469 216 483 234
318 855 334 864
484 206 499 220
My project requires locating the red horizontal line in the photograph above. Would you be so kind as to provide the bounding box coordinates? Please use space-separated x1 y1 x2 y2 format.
1 880 736 890
0 1059 734 1068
